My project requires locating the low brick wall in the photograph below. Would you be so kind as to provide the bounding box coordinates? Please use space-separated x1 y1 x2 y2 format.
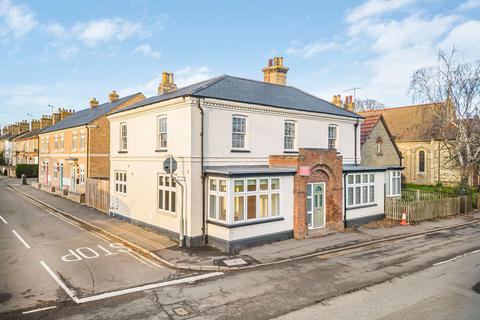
67 191 85 204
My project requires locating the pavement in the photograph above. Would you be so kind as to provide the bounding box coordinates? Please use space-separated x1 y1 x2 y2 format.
5 177 480 272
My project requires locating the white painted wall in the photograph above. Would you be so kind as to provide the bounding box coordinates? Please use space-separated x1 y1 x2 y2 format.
344 171 385 220
108 96 362 243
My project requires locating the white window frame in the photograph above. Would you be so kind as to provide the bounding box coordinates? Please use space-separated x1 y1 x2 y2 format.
208 176 281 225
45 136 49 152
346 173 375 208
157 174 176 214
79 166 86 185
232 115 248 150
59 134 64 151
389 171 401 196
79 132 86 150
72 132 77 151
284 120 297 151
54 135 58 150
157 116 167 150
328 125 338 150
114 170 127 195
120 122 127 151
208 177 228 222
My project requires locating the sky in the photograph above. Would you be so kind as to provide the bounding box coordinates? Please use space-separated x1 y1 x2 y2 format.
1 0 479 127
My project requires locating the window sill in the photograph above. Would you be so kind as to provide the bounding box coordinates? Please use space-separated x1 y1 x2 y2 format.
231 149 250 153
155 149 168 153
118 150 128 154
156 209 176 216
386 194 401 198
207 216 284 228
283 150 299 154
346 203 378 210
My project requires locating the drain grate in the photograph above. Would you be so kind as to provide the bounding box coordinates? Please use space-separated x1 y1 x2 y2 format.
163 302 196 320
222 258 248 267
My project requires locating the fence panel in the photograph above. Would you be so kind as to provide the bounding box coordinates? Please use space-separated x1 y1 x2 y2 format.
85 178 110 213
385 194 470 222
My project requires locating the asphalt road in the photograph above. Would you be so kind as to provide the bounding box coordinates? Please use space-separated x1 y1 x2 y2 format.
1 176 479 320
0 178 198 316
274 249 480 320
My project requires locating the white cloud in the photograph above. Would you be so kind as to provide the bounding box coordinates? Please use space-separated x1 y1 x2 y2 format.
131 44 161 59
439 20 480 60
347 0 415 23
286 41 338 58
73 18 145 46
0 0 37 38
456 0 480 11
44 22 66 37
175 66 212 87
121 66 213 97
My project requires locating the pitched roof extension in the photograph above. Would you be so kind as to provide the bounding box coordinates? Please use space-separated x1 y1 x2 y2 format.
113 75 362 119
40 93 142 134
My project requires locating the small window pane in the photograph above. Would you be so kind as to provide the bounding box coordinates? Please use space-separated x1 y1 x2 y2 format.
355 187 361 204
362 174 368 183
209 195 216 219
247 179 256 192
260 179 268 191
171 191 176 212
234 196 245 221
219 180 227 192
369 174 375 182
271 178 280 190
259 194 268 217
165 177 170 187
159 176 163 186
165 190 170 211
355 175 361 184
348 175 354 184
347 187 354 206
159 190 163 209
219 196 227 221
271 194 280 216
171 178 176 188
362 186 368 203
209 179 216 191
307 184 312 197
247 195 256 219
234 180 244 192
369 186 375 202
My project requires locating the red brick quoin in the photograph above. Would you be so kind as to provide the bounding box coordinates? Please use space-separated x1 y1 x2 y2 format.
269 148 344 239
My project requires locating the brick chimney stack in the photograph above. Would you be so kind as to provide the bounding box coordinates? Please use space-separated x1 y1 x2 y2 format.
40 115 53 129
344 95 355 112
90 98 99 108
59 108 73 120
262 57 289 86
109 90 119 102
31 119 41 131
11 123 20 134
331 95 342 107
19 120 29 132
158 72 177 95
52 110 62 124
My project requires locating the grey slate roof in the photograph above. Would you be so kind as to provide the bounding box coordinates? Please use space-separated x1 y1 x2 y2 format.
40 93 142 134
16 128 42 140
113 75 362 119
205 165 297 176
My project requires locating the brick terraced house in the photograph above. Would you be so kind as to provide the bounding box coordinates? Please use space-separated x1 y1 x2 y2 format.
37 91 145 203
108 59 401 252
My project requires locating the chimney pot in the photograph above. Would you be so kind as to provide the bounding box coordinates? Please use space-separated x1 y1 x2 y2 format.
109 90 119 102
90 98 99 108
158 72 177 95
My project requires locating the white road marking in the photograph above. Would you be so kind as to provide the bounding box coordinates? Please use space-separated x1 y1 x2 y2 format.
12 230 31 249
40 260 223 304
40 261 79 303
0 215 7 224
22 305 57 314
433 249 480 266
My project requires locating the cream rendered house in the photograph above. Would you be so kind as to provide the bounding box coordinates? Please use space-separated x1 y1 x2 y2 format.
108 59 390 252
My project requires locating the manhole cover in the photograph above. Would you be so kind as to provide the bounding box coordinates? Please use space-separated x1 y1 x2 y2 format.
173 307 189 316
163 302 196 320
223 258 248 266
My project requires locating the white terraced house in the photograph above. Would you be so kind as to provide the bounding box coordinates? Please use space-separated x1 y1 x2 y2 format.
108 58 402 252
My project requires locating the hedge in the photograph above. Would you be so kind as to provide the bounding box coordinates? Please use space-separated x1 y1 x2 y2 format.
16 164 38 178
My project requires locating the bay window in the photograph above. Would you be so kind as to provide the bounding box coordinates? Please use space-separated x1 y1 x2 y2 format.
208 176 281 224
346 173 375 207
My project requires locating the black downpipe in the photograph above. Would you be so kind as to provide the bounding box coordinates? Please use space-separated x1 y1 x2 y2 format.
354 119 359 166
196 99 206 242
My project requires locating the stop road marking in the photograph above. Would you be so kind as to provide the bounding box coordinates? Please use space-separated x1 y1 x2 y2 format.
61 243 131 262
